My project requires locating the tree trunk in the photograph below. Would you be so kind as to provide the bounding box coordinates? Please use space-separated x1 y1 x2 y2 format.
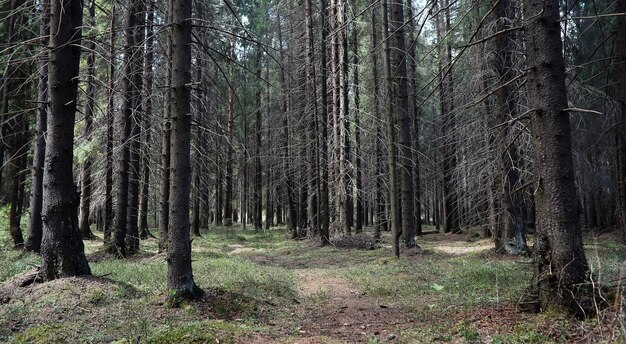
319 0 331 245
139 0 156 239
167 0 201 300
41 0 91 280
254 52 263 232
407 3 422 236
616 0 626 242
158 1 173 253
305 0 319 237
521 0 591 316
437 0 460 234
78 0 97 240
371 0 384 239
26 0 50 252
391 0 415 247
381 0 400 257
103 1 116 245
352 26 364 234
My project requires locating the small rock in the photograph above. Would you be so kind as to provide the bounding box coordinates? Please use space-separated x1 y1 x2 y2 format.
360 325 366 330
298 330 307 334
387 333 396 341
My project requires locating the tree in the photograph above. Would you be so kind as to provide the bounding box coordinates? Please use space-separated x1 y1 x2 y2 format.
390 0 416 247
25 0 50 252
616 0 626 242
521 0 591 315
167 0 201 300
41 0 91 280
78 0 97 240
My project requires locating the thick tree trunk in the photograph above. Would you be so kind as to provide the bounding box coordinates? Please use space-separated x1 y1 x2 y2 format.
41 0 91 280
79 0 97 240
167 0 201 300
26 0 50 252
521 0 591 316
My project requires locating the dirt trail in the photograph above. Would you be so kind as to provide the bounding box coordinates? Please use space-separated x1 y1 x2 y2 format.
283 268 414 343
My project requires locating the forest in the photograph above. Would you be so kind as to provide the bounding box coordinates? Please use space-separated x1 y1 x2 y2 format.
0 0 625 342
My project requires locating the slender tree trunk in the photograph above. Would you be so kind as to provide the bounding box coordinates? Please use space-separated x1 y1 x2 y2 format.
79 0 97 240
224 40 235 226
319 0 331 245
437 0 460 234
139 0 156 239
26 0 50 252
352 26 364 234
126 0 146 254
103 1 116 244
391 0 416 247
159 1 173 253
305 0 319 237
407 3 422 236
381 0 400 257
616 0 626 242
254 52 263 232
521 0 591 316
41 0 91 280
371 0 384 239
167 0 201 300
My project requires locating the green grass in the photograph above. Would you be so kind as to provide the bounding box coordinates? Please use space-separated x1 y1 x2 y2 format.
0 223 624 343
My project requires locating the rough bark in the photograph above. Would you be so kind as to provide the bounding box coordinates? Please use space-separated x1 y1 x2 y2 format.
139 0 155 239
167 0 201 300
103 1 116 244
26 0 50 252
391 0 416 247
381 0 400 257
78 0 97 240
319 0 331 245
521 0 591 316
41 0 91 280
616 0 626 242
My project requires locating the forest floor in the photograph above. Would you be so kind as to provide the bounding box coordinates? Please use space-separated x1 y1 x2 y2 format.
0 224 625 343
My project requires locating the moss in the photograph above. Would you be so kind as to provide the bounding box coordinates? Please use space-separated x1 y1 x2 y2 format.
12 324 70 344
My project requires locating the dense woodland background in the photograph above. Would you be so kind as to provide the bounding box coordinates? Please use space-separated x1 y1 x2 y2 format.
1 0 626 341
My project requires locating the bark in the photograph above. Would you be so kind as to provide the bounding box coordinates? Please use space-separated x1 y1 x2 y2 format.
381 0 400 257
139 0 156 239
616 0 626 242
159 1 173 252
305 0 319 237
319 0 331 245
352 26 364 233
126 0 146 254
407 3 422 236
103 1 116 244
437 0 460 234
493 0 527 255
521 0 591 316
254 52 263 232
167 0 201 300
26 0 50 252
78 0 97 240
224 40 235 226
41 0 91 280
371 0 384 239
391 0 416 247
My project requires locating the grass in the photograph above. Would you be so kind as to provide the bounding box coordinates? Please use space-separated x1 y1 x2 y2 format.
0 222 624 343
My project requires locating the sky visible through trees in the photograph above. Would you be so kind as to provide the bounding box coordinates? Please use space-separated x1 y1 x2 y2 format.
0 0 625 341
